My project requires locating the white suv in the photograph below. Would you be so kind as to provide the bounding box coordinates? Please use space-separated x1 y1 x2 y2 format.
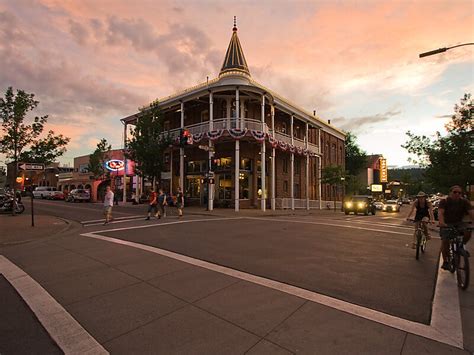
33 186 58 199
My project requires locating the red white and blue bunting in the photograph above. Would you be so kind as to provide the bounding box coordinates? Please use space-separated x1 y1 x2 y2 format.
250 130 266 142
227 128 248 140
268 135 278 148
206 129 224 141
278 141 288 151
288 144 296 153
192 132 204 143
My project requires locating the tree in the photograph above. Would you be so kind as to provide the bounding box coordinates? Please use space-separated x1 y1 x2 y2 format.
0 87 70 186
88 138 111 180
322 165 346 210
402 93 473 193
345 132 367 176
126 102 172 187
344 132 367 195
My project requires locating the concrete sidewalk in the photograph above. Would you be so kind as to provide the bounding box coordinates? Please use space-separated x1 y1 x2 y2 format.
1 221 473 354
0 208 471 354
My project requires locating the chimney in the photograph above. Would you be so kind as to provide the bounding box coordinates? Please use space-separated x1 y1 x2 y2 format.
327 119 331 124
313 110 316 116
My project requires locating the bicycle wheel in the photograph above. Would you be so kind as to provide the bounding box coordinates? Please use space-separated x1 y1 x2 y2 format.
449 244 456 273
415 230 422 260
456 250 470 290
420 233 427 253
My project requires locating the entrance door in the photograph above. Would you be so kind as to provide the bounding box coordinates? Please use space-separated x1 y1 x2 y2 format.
217 173 232 202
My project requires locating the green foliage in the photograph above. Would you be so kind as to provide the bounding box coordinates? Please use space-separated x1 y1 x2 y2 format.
19 130 70 164
88 138 111 180
402 93 473 193
125 102 172 182
321 165 346 185
344 132 367 176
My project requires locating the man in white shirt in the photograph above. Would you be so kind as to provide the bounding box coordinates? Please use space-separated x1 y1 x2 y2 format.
103 186 114 225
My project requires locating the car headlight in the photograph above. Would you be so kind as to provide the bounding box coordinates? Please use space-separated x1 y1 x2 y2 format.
345 202 353 208
358 202 366 208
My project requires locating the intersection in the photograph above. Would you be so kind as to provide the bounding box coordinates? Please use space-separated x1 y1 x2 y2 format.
1 200 472 354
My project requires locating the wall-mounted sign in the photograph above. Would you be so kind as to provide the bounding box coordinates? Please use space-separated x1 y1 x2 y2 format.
104 160 125 172
371 184 383 192
379 158 388 183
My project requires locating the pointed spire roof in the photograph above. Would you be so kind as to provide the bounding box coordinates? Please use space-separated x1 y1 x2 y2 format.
219 17 250 77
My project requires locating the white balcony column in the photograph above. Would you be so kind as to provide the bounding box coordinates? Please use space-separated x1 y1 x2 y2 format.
271 105 275 210
235 87 240 212
261 94 266 211
306 122 310 210
122 122 127 203
180 101 185 192
290 115 295 210
208 92 214 211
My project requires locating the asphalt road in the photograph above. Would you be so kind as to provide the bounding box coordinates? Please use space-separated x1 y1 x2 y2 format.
23 199 439 324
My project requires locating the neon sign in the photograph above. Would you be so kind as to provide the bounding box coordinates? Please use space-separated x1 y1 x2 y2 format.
104 159 125 171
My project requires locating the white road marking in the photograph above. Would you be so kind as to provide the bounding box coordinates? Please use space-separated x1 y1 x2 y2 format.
81 215 143 224
0 255 108 354
247 217 413 236
83 216 161 227
80 229 463 349
95 216 244 234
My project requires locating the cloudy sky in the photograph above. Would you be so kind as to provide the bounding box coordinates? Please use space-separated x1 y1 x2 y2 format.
0 0 472 167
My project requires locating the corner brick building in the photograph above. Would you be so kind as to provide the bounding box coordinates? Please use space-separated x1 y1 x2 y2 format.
121 21 345 210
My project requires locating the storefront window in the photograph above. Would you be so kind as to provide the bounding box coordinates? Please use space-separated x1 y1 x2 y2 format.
218 174 232 200
187 160 205 173
240 158 251 171
239 172 250 199
213 157 232 171
186 177 201 198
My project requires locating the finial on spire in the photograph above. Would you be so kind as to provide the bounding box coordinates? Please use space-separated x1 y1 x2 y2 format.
233 16 237 31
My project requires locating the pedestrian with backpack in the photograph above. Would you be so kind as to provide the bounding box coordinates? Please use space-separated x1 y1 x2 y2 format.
145 187 158 220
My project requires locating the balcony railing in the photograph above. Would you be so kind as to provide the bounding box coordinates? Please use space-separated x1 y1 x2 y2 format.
165 118 319 154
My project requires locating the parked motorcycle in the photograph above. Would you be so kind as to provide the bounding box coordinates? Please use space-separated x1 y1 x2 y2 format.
0 191 25 214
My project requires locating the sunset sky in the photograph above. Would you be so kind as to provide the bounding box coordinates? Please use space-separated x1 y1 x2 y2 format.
1 0 472 168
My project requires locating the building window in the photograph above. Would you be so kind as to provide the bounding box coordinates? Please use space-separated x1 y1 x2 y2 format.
281 121 287 134
331 143 336 162
164 120 170 131
186 160 205 173
283 180 288 192
231 99 237 118
201 110 209 122
294 183 300 198
239 171 250 199
220 101 227 118
218 174 232 200
294 125 300 138
283 158 289 173
186 177 201 198
295 158 301 172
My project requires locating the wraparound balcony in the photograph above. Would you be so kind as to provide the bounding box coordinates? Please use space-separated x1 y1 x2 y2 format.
165 118 320 155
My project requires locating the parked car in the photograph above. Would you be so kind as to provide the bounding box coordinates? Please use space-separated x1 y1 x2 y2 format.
66 189 90 202
33 186 59 199
374 201 384 210
48 190 65 200
402 197 410 204
344 195 376 215
382 200 401 212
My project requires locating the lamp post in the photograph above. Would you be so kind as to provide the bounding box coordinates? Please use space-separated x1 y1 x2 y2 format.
419 43 474 58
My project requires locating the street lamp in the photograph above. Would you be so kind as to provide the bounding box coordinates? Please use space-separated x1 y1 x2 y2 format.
419 42 474 58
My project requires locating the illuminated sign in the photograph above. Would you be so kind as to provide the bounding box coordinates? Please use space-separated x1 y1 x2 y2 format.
16 177 24 183
379 158 388 183
371 184 383 192
104 160 125 171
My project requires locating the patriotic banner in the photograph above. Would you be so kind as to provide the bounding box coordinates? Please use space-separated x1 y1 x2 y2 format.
250 130 266 142
296 146 303 155
192 132 204 143
206 129 224 141
278 141 288 151
288 144 296 153
268 135 278 148
303 148 309 156
228 128 248 140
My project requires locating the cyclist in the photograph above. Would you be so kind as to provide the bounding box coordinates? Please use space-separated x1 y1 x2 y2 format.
406 191 435 248
438 185 473 270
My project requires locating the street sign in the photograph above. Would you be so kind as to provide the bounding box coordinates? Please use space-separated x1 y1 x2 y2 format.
17 163 45 171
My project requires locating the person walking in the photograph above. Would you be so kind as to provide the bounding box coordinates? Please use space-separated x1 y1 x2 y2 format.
176 187 184 218
157 188 167 219
103 186 114 225
145 187 158 220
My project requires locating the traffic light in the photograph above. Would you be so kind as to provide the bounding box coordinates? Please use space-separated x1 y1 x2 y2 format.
179 129 192 146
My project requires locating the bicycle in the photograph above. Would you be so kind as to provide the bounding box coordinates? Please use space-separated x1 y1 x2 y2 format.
442 225 471 290
408 218 430 260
